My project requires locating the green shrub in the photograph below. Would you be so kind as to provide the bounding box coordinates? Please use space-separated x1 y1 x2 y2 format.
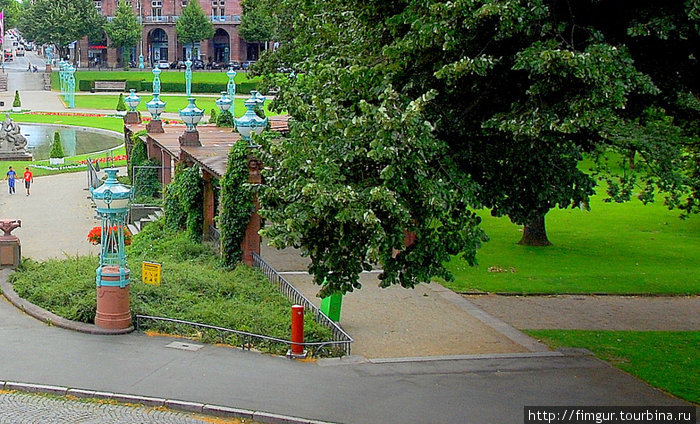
79 80 92 91
116 93 127 111
163 163 203 240
128 130 148 182
209 107 218 123
12 90 20 108
216 109 234 127
49 132 65 159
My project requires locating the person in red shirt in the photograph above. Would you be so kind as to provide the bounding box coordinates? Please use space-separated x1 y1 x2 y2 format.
23 167 33 196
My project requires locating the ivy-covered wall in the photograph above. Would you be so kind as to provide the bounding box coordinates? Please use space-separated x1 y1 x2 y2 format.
219 140 254 268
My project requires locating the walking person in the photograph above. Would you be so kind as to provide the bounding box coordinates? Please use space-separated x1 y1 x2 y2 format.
23 167 33 196
6 166 16 195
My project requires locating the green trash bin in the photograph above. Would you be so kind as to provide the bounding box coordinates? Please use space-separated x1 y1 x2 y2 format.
320 292 343 322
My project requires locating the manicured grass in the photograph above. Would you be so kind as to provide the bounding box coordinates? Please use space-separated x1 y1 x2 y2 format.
526 330 699 404
442 193 700 295
11 112 125 132
51 70 260 91
71 94 280 117
10 219 335 355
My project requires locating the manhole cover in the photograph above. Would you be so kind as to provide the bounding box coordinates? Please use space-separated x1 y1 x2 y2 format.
165 341 204 351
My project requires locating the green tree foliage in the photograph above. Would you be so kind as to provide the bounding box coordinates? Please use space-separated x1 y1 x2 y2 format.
209 107 218 124
18 0 105 60
49 131 65 159
128 131 148 182
219 140 254 268
253 1 698 294
174 0 213 59
104 0 141 68
12 90 20 108
116 93 127 111
0 0 23 30
163 164 204 242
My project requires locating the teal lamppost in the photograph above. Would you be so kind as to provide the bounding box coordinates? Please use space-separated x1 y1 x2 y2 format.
146 93 166 133
66 65 76 109
215 91 232 126
235 97 268 146
90 168 134 330
151 68 162 94
124 89 142 124
226 67 236 98
178 97 204 146
138 54 145 69
185 59 193 97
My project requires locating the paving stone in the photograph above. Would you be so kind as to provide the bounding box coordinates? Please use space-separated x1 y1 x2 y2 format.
0 391 222 423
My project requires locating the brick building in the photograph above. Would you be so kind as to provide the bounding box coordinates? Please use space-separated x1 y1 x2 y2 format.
77 0 258 68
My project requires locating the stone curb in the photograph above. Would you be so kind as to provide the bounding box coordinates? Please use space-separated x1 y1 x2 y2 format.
0 274 133 335
0 381 336 424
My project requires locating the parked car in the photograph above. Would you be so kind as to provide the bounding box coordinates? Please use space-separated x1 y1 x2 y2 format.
227 61 241 70
207 61 223 70
241 60 255 70
192 59 205 69
157 60 170 69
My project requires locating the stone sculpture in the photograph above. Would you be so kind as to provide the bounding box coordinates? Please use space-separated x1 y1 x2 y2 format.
0 114 32 160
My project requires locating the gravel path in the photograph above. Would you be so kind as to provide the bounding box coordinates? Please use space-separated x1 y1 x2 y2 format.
466 294 700 331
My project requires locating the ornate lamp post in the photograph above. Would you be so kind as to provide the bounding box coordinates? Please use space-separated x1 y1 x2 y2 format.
178 97 204 146
215 91 232 118
185 59 193 97
235 97 268 146
226 67 236 98
124 89 142 124
90 169 134 330
146 69 166 133
66 65 76 109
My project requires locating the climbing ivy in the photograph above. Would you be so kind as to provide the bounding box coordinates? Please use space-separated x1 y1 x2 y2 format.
163 163 204 242
128 130 148 182
134 158 161 201
219 140 253 268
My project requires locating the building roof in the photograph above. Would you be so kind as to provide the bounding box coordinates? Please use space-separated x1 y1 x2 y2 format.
128 115 289 178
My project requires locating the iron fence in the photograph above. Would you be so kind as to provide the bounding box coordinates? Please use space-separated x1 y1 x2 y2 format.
252 252 353 355
135 314 349 357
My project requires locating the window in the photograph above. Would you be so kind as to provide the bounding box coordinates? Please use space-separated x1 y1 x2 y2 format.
181 0 188 5
151 0 162 7
95 0 102 9
152 7 162 17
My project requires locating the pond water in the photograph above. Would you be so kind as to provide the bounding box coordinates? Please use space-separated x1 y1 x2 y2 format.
20 124 123 160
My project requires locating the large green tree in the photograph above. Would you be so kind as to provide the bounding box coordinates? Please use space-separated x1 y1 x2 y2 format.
174 0 213 60
104 0 141 68
18 0 104 60
239 0 276 56
254 0 698 295
0 0 23 30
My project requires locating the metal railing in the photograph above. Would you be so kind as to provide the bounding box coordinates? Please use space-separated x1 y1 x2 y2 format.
252 252 353 355
208 225 220 242
135 315 349 357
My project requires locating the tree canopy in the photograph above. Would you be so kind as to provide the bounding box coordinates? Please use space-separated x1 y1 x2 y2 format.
174 0 213 57
0 0 23 31
18 0 105 59
253 0 699 295
104 0 141 66
239 0 276 43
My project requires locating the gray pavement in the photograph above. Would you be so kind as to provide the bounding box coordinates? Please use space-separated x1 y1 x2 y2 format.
0 285 693 424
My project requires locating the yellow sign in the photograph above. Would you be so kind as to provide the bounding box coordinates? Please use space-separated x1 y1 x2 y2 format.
141 261 162 286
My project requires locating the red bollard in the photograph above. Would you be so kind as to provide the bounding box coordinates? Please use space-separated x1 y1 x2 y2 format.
290 304 305 356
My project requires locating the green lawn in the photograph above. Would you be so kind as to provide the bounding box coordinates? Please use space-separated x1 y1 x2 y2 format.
526 330 699 404
70 95 280 117
442 193 700 295
51 70 259 90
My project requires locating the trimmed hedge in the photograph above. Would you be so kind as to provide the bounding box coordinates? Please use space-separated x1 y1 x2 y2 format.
77 79 257 94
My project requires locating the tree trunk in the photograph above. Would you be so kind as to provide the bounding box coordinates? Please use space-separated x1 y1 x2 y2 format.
518 215 552 246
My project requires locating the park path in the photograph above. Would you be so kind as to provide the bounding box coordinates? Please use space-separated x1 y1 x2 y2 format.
467 294 700 331
0 170 101 261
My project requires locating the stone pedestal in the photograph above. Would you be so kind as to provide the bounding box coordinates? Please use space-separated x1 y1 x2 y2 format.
95 265 132 330
0 219 21 269
146 119 164 133
124 111 142 125
178 130 201 147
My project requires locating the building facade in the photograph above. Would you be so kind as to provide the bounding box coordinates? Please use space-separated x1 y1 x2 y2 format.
77 0 257 68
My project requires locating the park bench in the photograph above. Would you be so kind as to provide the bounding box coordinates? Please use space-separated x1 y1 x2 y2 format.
93 81 126 92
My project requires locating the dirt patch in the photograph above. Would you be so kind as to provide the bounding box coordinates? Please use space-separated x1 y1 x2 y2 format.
465 294 700 331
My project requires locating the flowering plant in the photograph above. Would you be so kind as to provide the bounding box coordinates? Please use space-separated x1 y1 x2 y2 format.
87 226 132 246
